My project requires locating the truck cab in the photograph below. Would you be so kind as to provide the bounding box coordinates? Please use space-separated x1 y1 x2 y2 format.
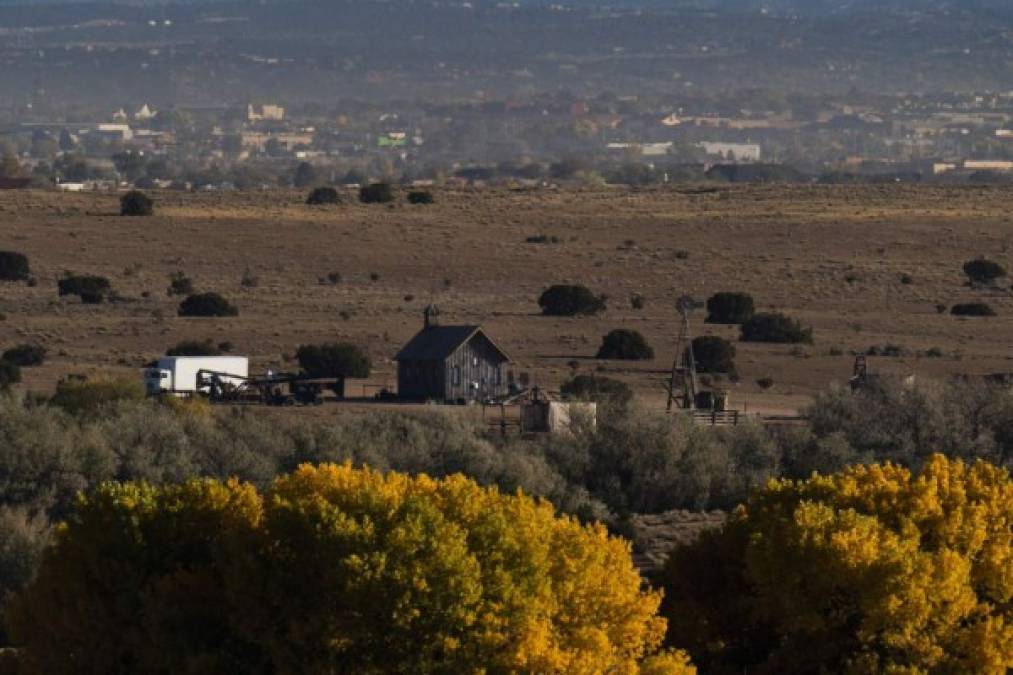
145 367 172 395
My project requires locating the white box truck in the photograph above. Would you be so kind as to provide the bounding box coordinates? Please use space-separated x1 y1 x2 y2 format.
145 356 249 397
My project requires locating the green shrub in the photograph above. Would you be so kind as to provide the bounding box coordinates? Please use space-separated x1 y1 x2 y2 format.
951 302 996 317
962 258 1006 285
119 190 153 217
178 292 239 317
538 284 606 316
0 360 20 391
293 162 318 188
358 182 394 204
166 339 221 357
296 343 371 378
561 374 633 407
0 507 51 644
407 190 434 205
0 251 30 282
705 292 755 324
57 275 111 304
166 271 194 296
49 374 145 416
306 186 340 205
689 336 736 373
1 344 46 367
596 329 654 360
741 312 813 344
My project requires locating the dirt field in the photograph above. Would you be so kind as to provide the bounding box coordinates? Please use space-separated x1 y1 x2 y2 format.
2 183 1012 414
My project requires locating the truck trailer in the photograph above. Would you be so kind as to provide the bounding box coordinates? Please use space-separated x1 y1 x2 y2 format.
145 356 249 397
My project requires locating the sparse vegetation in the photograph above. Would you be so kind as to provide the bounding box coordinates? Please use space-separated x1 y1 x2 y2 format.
166 271 193 297
525 234 560 244
178 292 239 317
705 292 755 325
560 374 633 407
49 373 145 416
596 329 654 360
741 312 813 344
358 182 394 204
296 343 371 378
240 267 259 288
119 190 153 217
689 336 736 373
631 293 645 310
538 284 606 316
1 344 46 367
0 360 20 391
306 186 340 205
0 251 30 282
867 343 907 356
57 275 111 304
963 258 1006 285
951 302 996 317
166 339 222 356
407 190 434 204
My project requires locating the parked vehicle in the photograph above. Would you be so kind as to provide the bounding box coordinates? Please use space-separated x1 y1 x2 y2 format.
144 356 249 396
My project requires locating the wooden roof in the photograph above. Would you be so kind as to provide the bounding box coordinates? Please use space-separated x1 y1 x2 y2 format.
395 325 510 362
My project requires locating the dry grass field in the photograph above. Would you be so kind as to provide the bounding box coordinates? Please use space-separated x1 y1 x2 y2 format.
2 183 1012 414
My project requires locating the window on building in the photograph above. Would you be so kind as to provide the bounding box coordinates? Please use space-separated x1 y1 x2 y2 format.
452 366 461 385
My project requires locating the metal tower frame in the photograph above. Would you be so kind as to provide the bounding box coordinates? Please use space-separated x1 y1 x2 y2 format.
666 295 699 411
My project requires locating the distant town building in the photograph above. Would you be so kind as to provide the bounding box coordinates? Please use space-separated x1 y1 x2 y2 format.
698 141 761 162
135 104 156 121
964 160 1013 172
606 142 672 156
247 104 285 122
95 124 133 141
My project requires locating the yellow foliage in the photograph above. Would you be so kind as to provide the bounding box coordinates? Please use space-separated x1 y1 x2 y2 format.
660 454 1013 675
6 464 694 674
159 393 213 419
236 463 693 673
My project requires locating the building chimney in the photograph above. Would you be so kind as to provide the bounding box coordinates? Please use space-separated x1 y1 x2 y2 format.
424 304 440 329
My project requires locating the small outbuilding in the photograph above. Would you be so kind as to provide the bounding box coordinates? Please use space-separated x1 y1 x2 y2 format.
396 306 511 403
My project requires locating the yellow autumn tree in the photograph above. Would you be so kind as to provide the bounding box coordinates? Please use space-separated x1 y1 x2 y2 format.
6 465 693 674
6 478 265 675
660 454 1013 675
229 463 692 674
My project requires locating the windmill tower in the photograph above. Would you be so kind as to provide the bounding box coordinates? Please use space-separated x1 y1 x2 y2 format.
666 295 698 411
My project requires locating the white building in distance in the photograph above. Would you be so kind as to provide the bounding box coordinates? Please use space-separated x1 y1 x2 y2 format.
698 141 761 162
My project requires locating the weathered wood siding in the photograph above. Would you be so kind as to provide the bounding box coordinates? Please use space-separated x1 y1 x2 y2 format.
443 333 507 402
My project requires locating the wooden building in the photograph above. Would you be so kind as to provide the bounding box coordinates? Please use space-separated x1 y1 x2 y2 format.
395 306 511 403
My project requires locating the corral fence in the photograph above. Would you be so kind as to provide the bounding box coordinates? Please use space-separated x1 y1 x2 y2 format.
689 410 806 427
